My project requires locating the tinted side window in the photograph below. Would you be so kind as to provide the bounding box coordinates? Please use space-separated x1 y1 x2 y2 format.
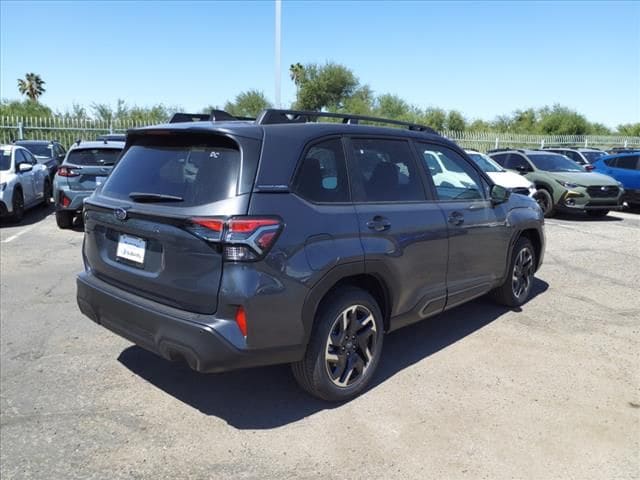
15 150 28 165
350 138 425 202
615 155 640 170
417 143 484 201
25 150 37 164
505 154 532 171
293 138 349 203
491 153 508 166
604 158 617 167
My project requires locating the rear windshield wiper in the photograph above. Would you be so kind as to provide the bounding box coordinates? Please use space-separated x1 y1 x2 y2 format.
129 192 184 202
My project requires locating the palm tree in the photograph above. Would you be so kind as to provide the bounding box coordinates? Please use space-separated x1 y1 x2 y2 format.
17 73 46 102
289 63 305 95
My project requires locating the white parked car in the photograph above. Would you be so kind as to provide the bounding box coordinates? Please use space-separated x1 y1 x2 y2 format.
0 144 51 222
422 150 478 189
465 149 536 197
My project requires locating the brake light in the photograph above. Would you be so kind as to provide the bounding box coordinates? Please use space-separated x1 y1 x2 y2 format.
57 166 80 177
186 216 282 261
235 306 248 337
228 218 280 233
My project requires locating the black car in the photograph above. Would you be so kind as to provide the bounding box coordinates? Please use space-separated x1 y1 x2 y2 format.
543 147 607 169
77 109 546 401
96 133 127 142
14 140 66 180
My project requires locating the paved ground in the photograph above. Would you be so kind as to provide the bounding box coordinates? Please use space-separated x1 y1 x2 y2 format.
1 206 639 480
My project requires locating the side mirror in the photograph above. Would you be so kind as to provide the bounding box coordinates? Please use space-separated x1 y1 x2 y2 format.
516 165 530 175
584 164 595 172
490 184 510 205
18 163 33 173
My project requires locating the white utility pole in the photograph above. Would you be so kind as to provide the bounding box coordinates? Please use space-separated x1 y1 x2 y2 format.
275 0 282 108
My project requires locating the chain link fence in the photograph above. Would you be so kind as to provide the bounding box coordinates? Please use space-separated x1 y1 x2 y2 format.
1 116 639 152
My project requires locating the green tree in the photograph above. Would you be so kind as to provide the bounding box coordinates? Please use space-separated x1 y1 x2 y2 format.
295 62 358 111
0 99 53 117
468 119 493 131
375 94 410 120
289 62 304 96
336 85 374 116
224 90 272 118
616 123 640 136
537 105 589 135
422 107 447 131
17 73 46 102
445 110 466 131
511 108 537 133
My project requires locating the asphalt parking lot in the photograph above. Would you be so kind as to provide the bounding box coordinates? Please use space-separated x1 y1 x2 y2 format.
1 206 639 480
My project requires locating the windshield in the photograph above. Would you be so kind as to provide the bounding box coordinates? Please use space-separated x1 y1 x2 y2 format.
467 152 503 173
66 148 121 166
1 149 11 170
102 140 240 206
582 151 606 163
17 142 52 157
528 154 585 172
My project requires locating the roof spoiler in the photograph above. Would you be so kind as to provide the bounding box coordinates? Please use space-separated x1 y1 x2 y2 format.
255 109 438 134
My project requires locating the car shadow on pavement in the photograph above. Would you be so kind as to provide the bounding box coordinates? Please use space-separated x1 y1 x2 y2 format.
552 212 623 222
118 279 549 430
0 203 53 228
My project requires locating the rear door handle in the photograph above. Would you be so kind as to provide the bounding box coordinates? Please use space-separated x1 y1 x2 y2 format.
366 216 391 232
448 211 464 226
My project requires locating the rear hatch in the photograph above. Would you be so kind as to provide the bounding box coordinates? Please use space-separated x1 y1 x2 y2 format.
65 147 122 190
82 130 261 314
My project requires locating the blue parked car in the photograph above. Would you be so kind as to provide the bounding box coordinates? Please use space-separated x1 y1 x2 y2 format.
592 153 640 209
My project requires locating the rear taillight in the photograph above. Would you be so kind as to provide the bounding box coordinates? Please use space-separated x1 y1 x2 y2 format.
57 166 81 177
584 165 595 171
187 216 282 261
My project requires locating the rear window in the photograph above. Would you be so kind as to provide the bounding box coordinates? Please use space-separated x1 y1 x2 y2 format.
17 142 52 157
101 136 241 206
67 148 121 166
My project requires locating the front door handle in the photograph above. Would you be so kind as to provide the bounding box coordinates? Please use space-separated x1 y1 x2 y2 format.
366 216 391 232
448 211 464 226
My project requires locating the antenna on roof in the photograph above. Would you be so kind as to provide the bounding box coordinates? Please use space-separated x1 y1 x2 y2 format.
76 139 81 146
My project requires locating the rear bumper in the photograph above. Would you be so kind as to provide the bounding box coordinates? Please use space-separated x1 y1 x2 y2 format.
76 271 304 373
56 189 92 212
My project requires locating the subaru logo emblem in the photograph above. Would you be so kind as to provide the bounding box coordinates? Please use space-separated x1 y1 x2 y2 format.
114 208 128 221
600 186 607 191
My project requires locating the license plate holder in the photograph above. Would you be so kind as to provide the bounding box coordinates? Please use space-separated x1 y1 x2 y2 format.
116 234 146 267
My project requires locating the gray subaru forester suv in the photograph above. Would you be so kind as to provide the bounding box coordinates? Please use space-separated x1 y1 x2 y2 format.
77 109 545 401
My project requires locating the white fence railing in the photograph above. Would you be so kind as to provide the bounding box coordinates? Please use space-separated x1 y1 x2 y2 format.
1 116 639 152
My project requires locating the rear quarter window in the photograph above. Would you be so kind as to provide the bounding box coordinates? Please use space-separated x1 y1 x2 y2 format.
101 135 242 206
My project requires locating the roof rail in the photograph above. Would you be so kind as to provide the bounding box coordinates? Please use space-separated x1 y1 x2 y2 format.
486 148 527 154
169 109 255 124
255 109 438 134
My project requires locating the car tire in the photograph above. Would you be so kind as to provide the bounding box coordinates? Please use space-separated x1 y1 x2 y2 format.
291 287 384 402
11 189 24 223
534 189 555 218
586 210 609 218
55 211 74 229
491 237 536 308
42 180 52 206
